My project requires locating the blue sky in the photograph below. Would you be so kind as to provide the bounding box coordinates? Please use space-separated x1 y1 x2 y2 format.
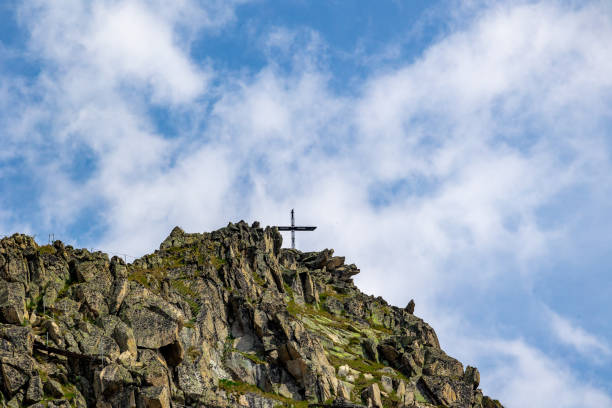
1 1 612 406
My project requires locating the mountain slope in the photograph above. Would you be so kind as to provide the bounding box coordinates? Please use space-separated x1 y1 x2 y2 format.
0 221 503 408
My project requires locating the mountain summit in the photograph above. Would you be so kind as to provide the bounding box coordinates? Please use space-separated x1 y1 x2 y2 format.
0 221 503 408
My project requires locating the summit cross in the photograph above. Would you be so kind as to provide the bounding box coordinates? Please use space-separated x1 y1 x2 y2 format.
277 209 317 249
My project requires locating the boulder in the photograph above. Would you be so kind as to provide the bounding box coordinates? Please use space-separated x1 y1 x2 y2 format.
138 349 170 388
300 271 319 305
405 299 415 314
138 386 170 408
380 375 393 393
25 375 44 403
0 324 34 354
159 226 186 250
109 257 129 313
44 378 65 398
361 338 379 362
326 256 345 271
423 349 464 378
1 244 30 284
421 376 458 406
112 321 138 358
94 364 133 397
378 344 400 364
75 283 109 317
120 284 184 349
0 281 26 324
42 319 63 346
0 352 33 395
361 383 382 408
464 365 480 389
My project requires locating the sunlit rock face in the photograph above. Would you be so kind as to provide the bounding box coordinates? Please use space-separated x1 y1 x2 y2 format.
0 223 503 408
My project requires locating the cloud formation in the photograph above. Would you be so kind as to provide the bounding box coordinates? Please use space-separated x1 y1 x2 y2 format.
483 338 612 408
548 309 611 358
1 0 611 405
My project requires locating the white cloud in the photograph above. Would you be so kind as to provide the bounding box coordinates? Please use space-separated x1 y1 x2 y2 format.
484 339 612 408
86 1 207 103
548 309 611 358
20 0 209 105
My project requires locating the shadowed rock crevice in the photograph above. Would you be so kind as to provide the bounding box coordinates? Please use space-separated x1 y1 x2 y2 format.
0 223 504 408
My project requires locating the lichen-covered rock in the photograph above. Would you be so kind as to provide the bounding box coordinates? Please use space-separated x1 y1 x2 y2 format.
0 281 26 325
94 363 133 397
119 284 184 349
361 383 383 408
138 385 170 408
0 352 33 396
0 224 502 408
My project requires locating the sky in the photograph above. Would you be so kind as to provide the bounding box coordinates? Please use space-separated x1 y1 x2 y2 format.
1 0 611 406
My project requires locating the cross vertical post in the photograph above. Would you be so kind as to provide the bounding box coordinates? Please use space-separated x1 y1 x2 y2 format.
291 209 295 249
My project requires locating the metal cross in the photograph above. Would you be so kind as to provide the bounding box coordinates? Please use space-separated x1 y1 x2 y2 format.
277 209 316 249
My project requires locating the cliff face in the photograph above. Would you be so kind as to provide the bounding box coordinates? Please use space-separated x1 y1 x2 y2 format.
0 222 503 408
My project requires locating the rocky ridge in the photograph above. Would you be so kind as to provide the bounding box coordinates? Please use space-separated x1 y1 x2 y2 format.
0 221 503 408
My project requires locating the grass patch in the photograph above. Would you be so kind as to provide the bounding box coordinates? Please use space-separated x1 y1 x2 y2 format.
128 267 169 290
210 255 226 270
56 277 75 298
252 271 266 286
414 390 427 403
328 354 385 376
171 279 201 317
219 379 308 408
27 294 42 312
287 299 301 317
238 351 267 365
38 245 56 255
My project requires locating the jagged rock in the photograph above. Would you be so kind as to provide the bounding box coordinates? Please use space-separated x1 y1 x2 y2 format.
6 396 22 408
25 375 44 403
75 283 108 317
405 299 415 314
398 352 421 377
44 378 65 398
0 225 503 408
396 380 416 406
137 349 170 388
112 321 138 359
0 324 33 354
94 363 133 397
0 352 33 396
332 396 366 407
378 344 400 364
326 256 345 271
380 375 393 393
337 381 354 400
482 396 504 408
0 281 26 325
160 226 186 249
362 337 379 362
120 284 184 349
300 271 319 305
361 383 383 408
464 365 480 389
138 386 170 408
423 348 464 378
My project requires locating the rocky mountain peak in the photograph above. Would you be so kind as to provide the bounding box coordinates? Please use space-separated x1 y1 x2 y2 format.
0 223 503 408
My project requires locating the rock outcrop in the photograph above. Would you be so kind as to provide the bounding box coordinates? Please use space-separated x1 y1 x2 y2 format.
0 223 503 407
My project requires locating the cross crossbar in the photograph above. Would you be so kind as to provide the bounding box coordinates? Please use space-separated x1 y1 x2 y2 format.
277 226 316 231
276 209 316 249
